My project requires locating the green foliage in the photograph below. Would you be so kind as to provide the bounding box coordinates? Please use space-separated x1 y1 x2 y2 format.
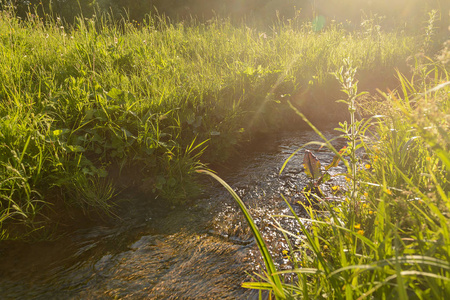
238 58 450 298
0 7 419 240
300 149 341 197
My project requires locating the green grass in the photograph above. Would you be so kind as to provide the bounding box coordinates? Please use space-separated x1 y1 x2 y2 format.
0 6 421 240
208 49 449 298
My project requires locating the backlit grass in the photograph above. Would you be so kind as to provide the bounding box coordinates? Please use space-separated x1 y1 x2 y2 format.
0 5 420 240
207 47 449 298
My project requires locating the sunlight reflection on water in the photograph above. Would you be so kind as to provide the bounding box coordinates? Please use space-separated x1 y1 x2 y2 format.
0 127 345 299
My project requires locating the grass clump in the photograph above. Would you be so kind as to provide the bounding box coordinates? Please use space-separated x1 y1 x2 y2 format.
0 4 422 240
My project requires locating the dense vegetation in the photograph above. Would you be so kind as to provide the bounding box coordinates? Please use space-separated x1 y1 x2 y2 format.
1 3 427 240
2 0 450 297
0 0 446 236
205 18 450 300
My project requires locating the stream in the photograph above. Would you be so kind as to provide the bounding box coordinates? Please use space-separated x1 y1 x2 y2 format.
0 128 346 299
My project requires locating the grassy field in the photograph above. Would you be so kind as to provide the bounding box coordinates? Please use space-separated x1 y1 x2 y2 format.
0 5 432 240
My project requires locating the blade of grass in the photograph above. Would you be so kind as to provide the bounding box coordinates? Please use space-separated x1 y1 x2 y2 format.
196 169 286 299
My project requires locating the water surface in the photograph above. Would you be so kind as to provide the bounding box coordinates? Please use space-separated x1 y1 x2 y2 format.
0 128 346 299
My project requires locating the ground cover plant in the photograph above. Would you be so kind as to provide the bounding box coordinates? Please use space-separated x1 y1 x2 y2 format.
202 39 450 298
0 1 429 241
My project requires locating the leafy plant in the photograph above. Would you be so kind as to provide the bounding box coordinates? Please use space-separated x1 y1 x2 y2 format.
302 149 342 197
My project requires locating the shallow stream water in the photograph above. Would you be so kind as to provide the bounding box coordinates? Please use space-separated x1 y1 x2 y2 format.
0 128 346 299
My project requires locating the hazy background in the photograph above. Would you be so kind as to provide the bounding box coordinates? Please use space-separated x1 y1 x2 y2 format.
4 0 449 33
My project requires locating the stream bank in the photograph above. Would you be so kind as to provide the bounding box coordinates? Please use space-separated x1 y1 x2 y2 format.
0 127 346 299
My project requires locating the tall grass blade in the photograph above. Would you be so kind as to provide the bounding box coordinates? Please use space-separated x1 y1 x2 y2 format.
196 169 286 299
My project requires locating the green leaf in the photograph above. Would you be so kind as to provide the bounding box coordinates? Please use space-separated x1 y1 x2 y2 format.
66 145 85 152
318 172 331 185
107 88 123 100
303 150 322 180
326 154 341 170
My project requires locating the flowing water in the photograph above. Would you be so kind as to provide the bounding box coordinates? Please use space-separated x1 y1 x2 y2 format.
0 128 346 299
